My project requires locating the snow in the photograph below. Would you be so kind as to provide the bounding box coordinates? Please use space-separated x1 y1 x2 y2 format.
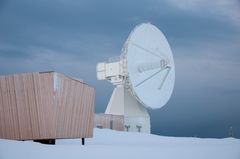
0 128 240 159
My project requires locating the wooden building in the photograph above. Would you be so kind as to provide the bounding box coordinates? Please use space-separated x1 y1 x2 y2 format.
94 113 124 131
0 71 95 140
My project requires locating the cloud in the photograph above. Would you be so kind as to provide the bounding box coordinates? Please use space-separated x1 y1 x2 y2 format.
174 38 240 90
166 0 240 26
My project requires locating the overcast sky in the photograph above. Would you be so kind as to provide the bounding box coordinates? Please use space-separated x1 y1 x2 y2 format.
0 0 240 138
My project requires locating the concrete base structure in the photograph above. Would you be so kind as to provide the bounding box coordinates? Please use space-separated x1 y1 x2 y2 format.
105 85 150 133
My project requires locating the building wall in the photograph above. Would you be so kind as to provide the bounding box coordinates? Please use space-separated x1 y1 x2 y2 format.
0 72 95 140
94 113 124 131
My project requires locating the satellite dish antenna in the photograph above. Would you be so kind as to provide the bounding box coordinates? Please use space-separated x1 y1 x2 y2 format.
96 23 175 133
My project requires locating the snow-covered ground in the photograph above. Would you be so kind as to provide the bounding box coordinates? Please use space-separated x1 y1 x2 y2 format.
0 128 239 159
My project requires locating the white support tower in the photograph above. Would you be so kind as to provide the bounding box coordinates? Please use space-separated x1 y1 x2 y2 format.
97 57 151 133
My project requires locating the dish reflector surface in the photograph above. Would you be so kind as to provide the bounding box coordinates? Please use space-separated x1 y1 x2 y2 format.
123 23 175 109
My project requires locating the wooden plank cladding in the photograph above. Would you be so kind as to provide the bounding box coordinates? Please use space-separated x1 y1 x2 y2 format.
0 72 95 140
94 114 124 131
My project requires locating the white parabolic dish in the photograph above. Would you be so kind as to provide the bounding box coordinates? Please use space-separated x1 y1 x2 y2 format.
122 23 175 109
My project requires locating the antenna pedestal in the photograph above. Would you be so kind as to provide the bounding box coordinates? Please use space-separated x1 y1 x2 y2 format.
105 85 151 133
